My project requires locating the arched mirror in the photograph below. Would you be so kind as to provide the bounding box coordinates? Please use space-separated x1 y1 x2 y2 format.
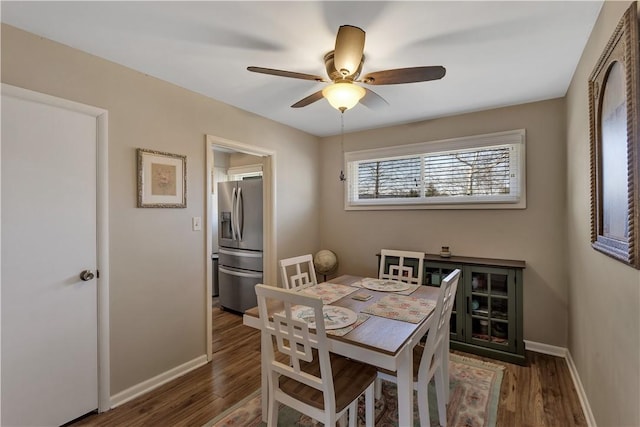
588 2 640 269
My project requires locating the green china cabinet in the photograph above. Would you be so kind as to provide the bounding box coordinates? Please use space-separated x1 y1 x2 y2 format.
379 253 526 365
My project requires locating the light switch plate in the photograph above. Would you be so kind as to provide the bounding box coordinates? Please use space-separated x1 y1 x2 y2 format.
192 216 202 231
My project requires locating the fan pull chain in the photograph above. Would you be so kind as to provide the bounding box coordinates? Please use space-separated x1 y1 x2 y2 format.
339 112 346 182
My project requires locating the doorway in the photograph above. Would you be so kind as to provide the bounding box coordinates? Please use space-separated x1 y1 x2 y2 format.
205 134 276 360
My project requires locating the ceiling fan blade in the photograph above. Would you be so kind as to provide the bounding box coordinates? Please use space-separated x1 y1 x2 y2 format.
291 90 325 108
360 88 389 109
247 66 326 82
362 66 446 85
333 25 365 77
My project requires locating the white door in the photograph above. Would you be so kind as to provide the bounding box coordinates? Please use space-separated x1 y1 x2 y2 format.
2 91 99 425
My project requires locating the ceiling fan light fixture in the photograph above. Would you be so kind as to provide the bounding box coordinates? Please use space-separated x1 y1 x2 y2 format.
322 82 366 112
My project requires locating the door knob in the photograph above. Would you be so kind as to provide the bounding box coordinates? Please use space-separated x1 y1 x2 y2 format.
79 270 95 281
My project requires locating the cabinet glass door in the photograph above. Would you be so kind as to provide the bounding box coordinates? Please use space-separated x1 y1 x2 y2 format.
467 266 515 352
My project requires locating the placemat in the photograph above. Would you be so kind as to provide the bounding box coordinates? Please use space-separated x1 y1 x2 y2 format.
299 281 359 304
327 313 370 337
349 277 421 296
361 294 436 323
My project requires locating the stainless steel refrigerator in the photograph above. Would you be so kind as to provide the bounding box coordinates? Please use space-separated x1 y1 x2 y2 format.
218 178 263 312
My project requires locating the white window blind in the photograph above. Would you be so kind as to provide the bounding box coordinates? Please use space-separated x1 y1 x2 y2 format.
345 129 526 210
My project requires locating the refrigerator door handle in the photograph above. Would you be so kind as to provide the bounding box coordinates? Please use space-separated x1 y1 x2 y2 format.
231 187 238 241
219 248 262 258
237 187 244 241
219 266 263 279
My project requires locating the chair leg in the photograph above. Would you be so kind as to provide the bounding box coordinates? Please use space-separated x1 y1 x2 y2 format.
348 401 357 427
267 392 279 427
417 378 430 427
338 409 348 427
443 339 451 402
374 377 382 400
434 367 448 427
333 412 342 427
365 383 375 427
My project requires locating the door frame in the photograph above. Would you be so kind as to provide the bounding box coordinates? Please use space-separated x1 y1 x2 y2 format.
205 134 276 360
0 84 111 413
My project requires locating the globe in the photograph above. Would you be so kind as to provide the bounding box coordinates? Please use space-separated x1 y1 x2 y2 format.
313 250 338 275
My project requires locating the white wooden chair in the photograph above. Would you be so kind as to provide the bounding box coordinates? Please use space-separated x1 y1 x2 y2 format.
378 249 425 285
255 284 376 427
376 269 461 427
279 254 318 290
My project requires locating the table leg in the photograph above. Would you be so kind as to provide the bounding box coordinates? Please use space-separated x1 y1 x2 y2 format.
396 347 414 427
261 330 268 423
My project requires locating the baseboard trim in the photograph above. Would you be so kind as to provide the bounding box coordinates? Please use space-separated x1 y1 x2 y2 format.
524 340 567 357
565 350 597 427
109 354 208 409
524 340 596 427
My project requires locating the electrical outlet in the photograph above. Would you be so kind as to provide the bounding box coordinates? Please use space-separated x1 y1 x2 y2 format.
192 216 202 231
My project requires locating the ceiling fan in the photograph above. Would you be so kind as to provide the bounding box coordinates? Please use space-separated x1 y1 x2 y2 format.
247 25 446 112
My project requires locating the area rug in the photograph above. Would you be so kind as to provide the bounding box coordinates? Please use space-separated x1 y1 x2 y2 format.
205 353 504 427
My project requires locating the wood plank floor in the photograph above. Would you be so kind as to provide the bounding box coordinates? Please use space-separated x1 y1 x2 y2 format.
71 306 587 427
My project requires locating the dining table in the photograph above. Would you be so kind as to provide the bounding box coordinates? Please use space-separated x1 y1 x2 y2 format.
243 274 441 426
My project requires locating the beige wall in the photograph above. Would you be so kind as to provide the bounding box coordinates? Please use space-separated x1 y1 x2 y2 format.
319 99 569 347
566 1 640 425
1 24 321 395
213 151 230 169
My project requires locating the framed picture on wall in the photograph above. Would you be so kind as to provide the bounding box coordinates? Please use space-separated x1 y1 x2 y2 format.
588 2 640 269
137 148 187 208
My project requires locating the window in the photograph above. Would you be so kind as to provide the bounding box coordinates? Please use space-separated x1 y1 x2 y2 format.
227 164 263 180
345 129 526 210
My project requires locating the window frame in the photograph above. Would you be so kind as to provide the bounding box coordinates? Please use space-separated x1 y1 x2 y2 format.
344 129 526 210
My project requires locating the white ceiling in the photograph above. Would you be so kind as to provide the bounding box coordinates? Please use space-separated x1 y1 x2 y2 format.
1 1 603 137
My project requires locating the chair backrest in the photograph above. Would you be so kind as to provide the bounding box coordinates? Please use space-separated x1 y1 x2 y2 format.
279 254 318 290
418 269 461 377
378 249 425 285
254 284 337 414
